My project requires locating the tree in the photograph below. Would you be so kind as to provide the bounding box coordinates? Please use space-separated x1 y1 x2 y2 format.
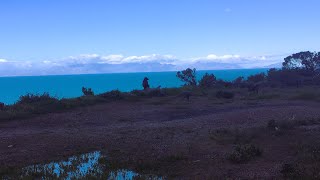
199 73 217 88
176 68 197 86
283 51 320 72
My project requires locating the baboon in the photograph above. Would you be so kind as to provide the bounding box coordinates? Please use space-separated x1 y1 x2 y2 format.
176 91 192 101
82 87 94 96
142 77 150 90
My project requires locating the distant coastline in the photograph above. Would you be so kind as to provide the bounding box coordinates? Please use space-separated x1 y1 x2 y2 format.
0 68 271 78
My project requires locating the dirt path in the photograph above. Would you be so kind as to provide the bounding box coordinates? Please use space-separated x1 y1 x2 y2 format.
1 97 320 178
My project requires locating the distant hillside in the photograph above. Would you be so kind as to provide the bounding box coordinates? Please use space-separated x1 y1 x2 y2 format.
263 62 282 69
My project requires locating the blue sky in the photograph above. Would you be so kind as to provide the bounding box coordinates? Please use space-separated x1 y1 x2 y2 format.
0 0 320 76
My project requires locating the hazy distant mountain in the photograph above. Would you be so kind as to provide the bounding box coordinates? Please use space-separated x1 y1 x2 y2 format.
186 61 243 70
263 62 283 69
0 54 285 76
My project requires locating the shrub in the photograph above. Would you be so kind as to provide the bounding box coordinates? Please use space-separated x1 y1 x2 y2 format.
227 144 262 163
198 73 216 88
216 90 234 99
176 68 197 86
12 93 62 114
82 87 94 96
17 93 58 104
99 90 123 100
247 73 266 83
233 76 246 88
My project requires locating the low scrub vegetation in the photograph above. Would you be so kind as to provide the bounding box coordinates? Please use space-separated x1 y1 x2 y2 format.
267 118 320 131
227 144 262 163
98 90 123 100
216 90 234 99
280 143 320 179
0 89 128 121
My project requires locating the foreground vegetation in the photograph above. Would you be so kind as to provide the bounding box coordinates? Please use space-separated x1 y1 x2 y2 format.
1 84 320 122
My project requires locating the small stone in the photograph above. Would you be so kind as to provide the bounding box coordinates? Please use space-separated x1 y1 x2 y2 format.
8 145 13 148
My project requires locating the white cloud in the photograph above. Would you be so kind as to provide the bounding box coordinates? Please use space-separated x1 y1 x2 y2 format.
191 54 284 68
0 53 285 76
65 54 177 65
0 58 8 63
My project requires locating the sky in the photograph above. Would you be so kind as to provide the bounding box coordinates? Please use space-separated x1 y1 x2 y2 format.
0 0 320 76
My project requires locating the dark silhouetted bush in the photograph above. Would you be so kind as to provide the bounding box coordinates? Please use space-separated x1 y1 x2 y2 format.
283 51 320 72
12 93 62 114
17 93 58 104
233 76 246 88
247 73 266 83
199 73 216 88
176 68 197 86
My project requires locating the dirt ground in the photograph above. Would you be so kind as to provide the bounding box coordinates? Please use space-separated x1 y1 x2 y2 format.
1 96 320 179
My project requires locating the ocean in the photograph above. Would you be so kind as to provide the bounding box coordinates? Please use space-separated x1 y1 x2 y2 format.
0 69 268 105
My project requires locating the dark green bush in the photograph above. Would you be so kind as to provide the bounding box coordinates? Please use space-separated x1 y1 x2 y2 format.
198 73 217 88
12 93 62 114
17 93 58 104
176 68 197 86
247 73 266 83
216 90 234 99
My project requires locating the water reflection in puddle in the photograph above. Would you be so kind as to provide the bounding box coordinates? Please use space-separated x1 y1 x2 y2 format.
21 151 163 180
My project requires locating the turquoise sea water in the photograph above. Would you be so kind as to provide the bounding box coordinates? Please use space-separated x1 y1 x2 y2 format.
0 69 268 104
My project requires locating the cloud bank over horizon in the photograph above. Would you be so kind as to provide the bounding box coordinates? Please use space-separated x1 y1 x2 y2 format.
0 54 284 77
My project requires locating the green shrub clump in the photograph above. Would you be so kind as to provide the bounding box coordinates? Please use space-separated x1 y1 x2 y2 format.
17 93 58 104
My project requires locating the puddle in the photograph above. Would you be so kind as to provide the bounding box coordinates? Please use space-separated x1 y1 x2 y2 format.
19 151 163 180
